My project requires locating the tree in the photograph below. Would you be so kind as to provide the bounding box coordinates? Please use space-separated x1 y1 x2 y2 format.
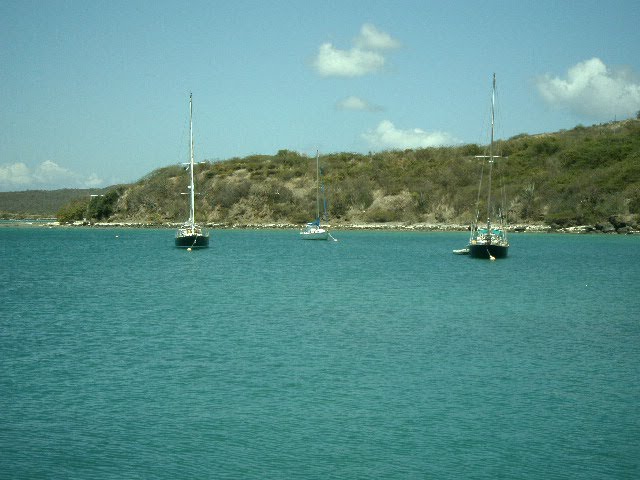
86 189 120 220
56 198 89 223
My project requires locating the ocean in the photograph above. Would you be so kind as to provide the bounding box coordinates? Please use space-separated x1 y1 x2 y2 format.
1 227 639 479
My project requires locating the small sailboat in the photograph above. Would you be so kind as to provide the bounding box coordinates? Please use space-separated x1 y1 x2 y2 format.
466 74 509 259
175 94 209 249
300 151 330 240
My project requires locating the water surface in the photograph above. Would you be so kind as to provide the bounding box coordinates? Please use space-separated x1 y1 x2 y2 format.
1 228 639 478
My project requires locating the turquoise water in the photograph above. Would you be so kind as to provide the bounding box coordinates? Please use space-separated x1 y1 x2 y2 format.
1 228 639 479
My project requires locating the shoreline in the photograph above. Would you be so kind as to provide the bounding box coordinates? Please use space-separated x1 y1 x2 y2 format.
2 219 638 234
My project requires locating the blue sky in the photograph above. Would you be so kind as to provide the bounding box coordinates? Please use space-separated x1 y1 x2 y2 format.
1 0 639 191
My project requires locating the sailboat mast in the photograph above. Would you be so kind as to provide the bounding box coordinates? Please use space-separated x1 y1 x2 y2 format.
486 73 496 228
315 150 320 221
189 93 195 225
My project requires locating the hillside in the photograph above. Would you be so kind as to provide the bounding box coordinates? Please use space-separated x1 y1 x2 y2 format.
0 187 114 218
6 119 640 229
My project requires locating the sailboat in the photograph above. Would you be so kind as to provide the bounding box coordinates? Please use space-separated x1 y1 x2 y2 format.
300 151 329 240
467 74 509 259
175 93 209 249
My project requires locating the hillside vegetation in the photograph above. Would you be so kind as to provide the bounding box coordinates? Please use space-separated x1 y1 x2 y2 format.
19 119 640 228
0 188 113 218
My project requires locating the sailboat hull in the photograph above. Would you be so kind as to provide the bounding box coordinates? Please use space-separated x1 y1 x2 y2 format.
300 231 329 240
300 225 329 240
468 244 508 259
175 234 209 248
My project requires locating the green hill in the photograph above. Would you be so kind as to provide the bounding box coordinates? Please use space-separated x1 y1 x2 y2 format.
0 188 114 218
6 119 640 229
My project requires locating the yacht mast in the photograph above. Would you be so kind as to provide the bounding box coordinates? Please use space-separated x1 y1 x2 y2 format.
315 150 320 222
486 73 496 230
189 93 195 226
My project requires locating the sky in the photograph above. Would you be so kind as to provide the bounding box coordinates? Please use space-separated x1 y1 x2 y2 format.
1 0 639 192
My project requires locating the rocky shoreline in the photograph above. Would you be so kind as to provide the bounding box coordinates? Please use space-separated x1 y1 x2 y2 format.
5 218 639 234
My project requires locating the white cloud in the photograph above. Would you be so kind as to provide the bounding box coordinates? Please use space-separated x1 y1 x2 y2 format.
313 43 385 77
536 58 640 118
336 95 383 112
0 160 103 191
312 24 399 77
84 173 104 188
362 120 460 149
33 160 74 185
0 162 32 187
355 23 401 50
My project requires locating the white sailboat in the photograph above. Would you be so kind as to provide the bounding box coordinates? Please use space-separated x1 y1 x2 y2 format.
175 93 209 249
300 151 329 240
